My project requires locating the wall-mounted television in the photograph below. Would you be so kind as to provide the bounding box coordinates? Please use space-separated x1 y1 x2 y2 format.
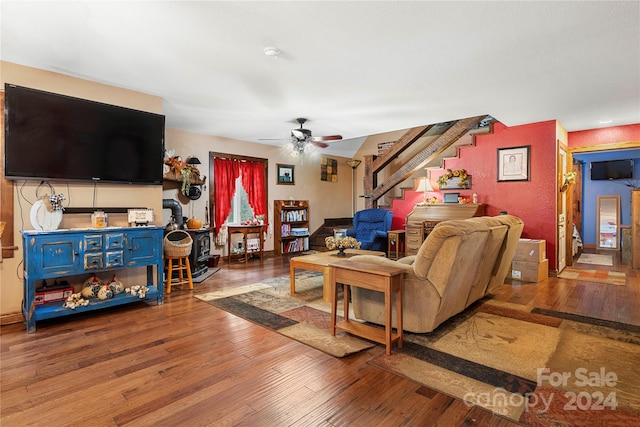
590 159 634 181
4 83 165 184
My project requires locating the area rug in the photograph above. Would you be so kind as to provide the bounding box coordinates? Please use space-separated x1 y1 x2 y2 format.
577 253 613 266
558 267 626 285
369 300 640 425
196 274 640 424
194 272 375 357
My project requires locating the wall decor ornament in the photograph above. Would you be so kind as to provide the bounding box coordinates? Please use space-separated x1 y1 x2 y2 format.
277 164 295 185
321 157 338 182
498 145 530 182
437 169 471 189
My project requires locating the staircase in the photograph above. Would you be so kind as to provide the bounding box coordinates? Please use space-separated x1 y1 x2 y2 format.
381 118 495 207
308 217 353 252
362 115 494 208
305 115 495 250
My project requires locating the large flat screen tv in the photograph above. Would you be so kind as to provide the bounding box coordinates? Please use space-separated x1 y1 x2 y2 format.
590 159 634 181
4 83 165 184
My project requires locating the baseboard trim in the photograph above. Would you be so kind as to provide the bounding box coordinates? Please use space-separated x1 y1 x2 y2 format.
1 312 23 326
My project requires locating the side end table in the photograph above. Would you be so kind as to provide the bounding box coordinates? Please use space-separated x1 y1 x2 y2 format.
387 229 406 260
329 260 404 355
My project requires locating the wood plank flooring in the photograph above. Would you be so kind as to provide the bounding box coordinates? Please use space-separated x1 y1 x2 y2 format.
1 250 638 426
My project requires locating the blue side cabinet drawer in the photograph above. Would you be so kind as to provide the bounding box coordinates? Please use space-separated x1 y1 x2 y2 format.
22 226 164 333
105 251 124 268
106 233 124 250
84 235 103 252
84 253 104 270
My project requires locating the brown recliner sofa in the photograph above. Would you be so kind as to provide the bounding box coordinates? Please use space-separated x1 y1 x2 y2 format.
348 215 524 333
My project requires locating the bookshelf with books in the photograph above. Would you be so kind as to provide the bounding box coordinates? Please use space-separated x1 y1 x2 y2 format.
274 200 310 256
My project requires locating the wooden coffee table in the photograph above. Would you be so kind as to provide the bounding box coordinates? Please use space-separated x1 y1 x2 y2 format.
289 249 386 302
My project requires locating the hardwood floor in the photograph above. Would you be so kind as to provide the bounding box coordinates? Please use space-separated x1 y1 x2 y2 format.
1 250 638 426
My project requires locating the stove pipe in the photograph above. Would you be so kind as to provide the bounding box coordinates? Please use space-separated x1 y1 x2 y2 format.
162 199 184 228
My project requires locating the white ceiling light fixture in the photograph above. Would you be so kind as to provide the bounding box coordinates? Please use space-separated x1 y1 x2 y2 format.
263 46 281 59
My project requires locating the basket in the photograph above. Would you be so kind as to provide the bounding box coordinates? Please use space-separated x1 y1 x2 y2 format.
163 230 193 257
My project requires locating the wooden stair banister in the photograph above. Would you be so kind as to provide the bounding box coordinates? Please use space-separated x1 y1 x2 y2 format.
371 125 435 171
363 115 490 208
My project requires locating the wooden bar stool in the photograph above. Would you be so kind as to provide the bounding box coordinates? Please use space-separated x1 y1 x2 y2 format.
163 230 194 294
164 255 193 294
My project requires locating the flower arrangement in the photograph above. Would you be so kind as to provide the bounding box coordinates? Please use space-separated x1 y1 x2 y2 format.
242 215 265 226
325 236 361 255
426 196 440 204
164 153 202 196
437 168 469 188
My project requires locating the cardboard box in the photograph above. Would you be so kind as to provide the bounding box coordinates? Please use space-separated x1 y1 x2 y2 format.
509 259 549 283
514 239 546 262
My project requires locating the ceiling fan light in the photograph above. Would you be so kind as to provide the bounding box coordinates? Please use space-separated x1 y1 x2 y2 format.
304 143 317 154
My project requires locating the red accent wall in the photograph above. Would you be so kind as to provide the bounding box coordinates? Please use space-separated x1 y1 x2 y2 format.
569 124 640 148
391 121 559 269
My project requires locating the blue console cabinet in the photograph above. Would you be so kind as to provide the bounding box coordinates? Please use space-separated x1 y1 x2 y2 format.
22 227 164 333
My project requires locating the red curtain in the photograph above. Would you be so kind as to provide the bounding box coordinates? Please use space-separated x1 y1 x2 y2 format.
213 157 240 234
241 161 267 224
213 157 267 235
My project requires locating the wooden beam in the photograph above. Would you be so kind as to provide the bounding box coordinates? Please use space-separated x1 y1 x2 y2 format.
363 155 376 209
569 141 640 154
371 125 435 173
369 116 488 202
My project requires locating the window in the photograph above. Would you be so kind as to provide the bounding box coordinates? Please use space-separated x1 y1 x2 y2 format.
209 152 268 236
226 174 255 225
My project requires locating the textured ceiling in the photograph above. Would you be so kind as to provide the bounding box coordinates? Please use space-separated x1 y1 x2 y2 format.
2 1 638 158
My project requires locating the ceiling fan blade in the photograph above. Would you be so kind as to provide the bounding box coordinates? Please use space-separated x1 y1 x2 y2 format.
311 141 330 149
310 135 342 142
259 138 292 141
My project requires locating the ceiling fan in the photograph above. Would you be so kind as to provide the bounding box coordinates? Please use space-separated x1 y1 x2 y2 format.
261 118 342 163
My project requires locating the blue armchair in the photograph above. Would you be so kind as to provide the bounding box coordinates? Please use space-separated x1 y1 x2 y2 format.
346 208 393 251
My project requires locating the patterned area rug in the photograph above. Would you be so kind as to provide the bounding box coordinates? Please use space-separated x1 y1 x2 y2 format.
196 275 640 425
370 300 640 425
577 253 613 266
558 268 627 285
194 272 375 357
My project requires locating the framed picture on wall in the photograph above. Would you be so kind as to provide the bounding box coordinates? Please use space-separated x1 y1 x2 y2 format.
277 164 295 185
497 146 530 182
321 157 338 182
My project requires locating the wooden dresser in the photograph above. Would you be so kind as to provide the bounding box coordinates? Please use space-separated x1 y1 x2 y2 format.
404 204 486 256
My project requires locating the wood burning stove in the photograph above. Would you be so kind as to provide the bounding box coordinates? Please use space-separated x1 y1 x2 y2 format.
186 229 211 278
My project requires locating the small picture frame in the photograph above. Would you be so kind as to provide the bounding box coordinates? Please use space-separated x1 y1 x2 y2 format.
277 164 295 185
497 146 530 182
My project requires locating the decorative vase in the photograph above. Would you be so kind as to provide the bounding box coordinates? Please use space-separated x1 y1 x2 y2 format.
336 246 347 257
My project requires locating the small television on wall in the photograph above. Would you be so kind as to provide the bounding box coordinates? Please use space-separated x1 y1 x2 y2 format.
590 159 634 181
4 83 165 184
